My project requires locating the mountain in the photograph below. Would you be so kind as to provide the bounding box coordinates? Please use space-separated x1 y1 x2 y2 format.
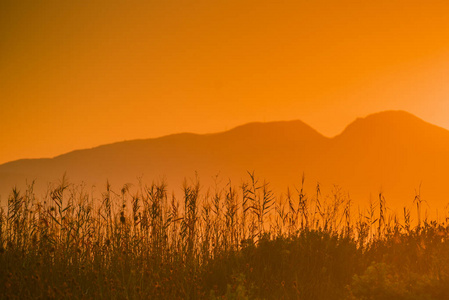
1 111 449 212
323 111 449 208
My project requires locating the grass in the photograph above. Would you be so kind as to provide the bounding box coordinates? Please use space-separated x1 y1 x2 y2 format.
1 173 449 299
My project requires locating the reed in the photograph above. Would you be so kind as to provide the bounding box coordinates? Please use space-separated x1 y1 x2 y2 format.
1 174 449 299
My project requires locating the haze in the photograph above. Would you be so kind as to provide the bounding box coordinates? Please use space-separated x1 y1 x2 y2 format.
1 0 449 164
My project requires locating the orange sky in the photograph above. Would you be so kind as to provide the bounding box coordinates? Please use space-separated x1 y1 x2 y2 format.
1 0 449 164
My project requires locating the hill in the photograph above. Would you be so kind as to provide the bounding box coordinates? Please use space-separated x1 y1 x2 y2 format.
1 111 449 212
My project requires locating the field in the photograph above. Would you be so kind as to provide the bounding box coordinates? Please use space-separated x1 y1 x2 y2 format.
1 174 449 299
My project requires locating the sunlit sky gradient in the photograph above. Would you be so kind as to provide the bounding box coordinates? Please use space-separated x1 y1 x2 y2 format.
1 0 449 164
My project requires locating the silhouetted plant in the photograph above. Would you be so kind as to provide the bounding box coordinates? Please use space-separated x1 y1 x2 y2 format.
1 174 449 299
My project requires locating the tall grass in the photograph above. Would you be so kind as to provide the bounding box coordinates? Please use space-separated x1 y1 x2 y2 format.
1 174 449 299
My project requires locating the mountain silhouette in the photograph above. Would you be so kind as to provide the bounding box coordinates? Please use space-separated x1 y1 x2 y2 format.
1 111 449 212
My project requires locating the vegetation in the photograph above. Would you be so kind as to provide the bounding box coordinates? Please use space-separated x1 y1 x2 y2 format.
1 173 449 299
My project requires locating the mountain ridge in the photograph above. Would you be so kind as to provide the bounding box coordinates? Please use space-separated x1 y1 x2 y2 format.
1 110 434 166
1 110 449 212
